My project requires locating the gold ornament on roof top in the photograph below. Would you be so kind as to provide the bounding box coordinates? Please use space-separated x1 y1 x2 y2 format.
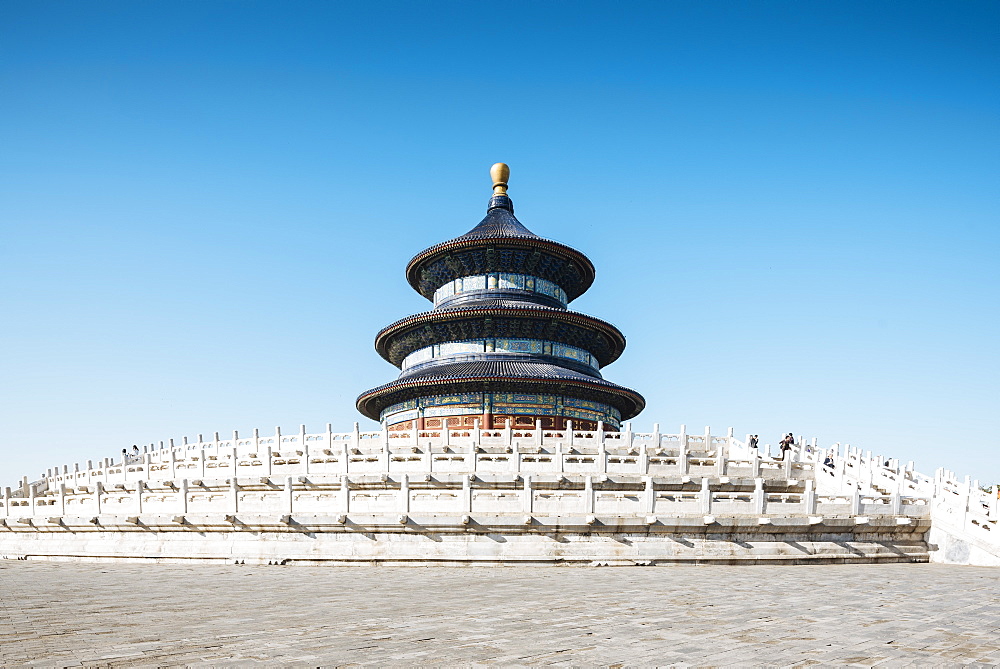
491 162 510 196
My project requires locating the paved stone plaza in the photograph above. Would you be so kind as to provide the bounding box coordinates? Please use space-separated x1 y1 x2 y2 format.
1 562 998 666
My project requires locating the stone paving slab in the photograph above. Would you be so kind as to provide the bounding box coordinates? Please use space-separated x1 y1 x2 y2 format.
0 561 999 666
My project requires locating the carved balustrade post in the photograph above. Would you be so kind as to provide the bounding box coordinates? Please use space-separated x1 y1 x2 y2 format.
381 425 390 473
597 428 607 474
273 427 282 475
584 475 594 513
804 479 816 514
642 476 654 514
961 479 971 526
340 475 350 512
679 425 689 475
753 478 765 515
469 435 477 473
700 477 711 515
462 474 472 513
836 450 848 492
300 424 309 475
230 477 239 513
399 474 410 513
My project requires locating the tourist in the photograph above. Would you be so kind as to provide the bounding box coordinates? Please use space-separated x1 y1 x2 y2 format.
749 434 759 452
777 433 793 461
132 445 140 461
823 453 835 468
121 448 128 464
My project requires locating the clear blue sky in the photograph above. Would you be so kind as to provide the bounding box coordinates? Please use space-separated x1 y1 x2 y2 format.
1 1 997 485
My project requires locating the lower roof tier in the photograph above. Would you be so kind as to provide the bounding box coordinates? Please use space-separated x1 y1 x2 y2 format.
356 359 645 422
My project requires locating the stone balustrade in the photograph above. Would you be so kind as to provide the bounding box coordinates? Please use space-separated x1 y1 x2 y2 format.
32 424 823 492
1 472 931 525
8 423 939 525
810 439 999 565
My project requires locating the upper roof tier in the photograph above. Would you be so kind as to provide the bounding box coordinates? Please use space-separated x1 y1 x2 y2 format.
405 165 596 302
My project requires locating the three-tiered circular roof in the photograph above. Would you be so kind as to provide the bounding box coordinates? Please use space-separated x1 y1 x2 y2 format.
357 164 644 424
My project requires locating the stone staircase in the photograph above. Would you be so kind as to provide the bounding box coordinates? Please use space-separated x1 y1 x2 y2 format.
810 442 999 566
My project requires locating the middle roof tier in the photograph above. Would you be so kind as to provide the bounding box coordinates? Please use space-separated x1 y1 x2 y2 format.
374 301 628 369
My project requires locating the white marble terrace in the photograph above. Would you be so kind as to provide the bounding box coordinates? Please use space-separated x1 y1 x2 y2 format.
2 422 996 565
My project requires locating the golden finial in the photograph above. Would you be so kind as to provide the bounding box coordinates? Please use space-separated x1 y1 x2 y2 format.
490 162 510 196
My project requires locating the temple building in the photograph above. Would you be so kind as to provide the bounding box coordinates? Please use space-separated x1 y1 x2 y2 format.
4 164 987 569
357 164 645 432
